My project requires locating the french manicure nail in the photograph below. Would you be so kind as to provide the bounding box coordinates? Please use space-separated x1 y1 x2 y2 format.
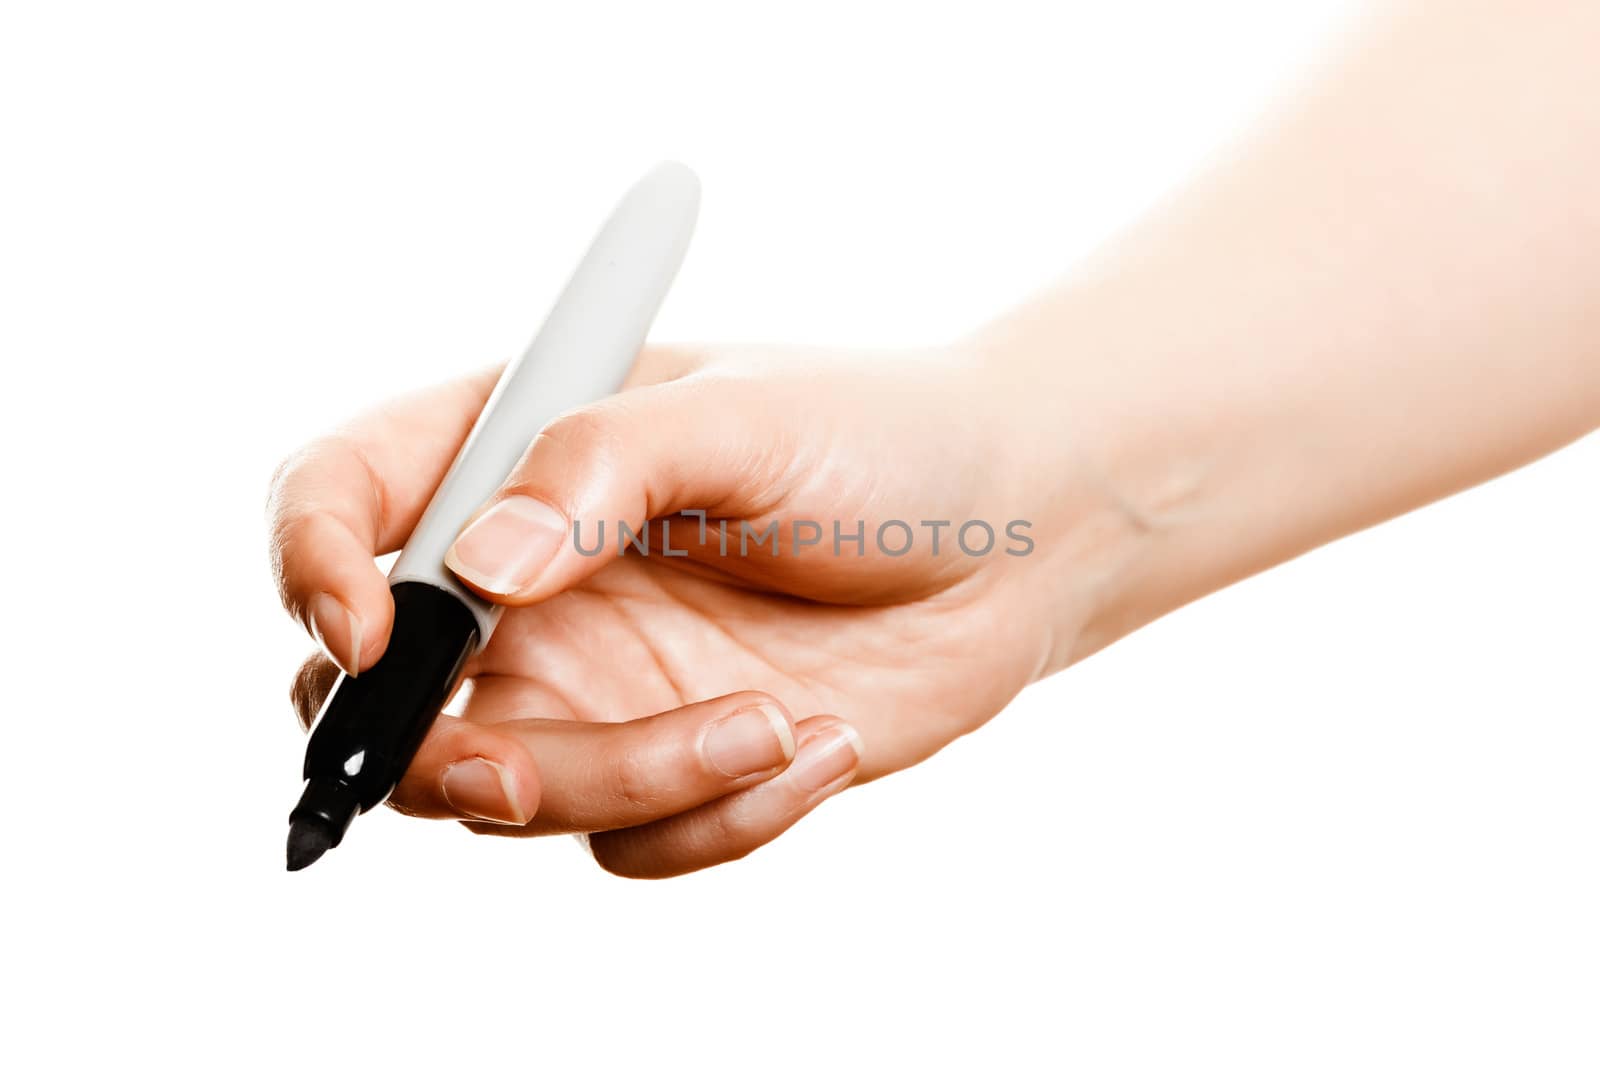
446 496 568 596
790 723 864 793
309 592 362 677
441 758 527 825
702 703 796 778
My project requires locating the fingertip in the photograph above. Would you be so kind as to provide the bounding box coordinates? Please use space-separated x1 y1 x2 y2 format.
305 581 394 676
725 690 795 732
785 716 864 795
698 693 798 780
308 592 363 676
441 757 533 826
348 583 394 673
765 702 798 762
444 495 569 604
795 714 865 758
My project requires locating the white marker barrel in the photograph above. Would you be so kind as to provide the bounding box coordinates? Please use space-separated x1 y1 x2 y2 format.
389 161 700 642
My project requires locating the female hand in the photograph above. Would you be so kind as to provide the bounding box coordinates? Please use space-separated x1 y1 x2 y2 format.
268 343 1099 877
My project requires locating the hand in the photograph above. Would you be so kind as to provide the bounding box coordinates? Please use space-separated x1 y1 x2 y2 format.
268 343 1093 877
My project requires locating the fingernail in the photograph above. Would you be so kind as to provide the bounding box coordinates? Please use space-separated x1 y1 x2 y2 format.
441 758 527 824
446 497 568 596
309 592 362 677
702 703 796 778
790 723 864 793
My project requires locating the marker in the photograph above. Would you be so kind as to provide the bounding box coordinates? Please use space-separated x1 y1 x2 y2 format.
286 162 701 871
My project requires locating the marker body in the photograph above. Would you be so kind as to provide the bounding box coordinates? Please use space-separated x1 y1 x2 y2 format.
292 581 479 846
288 163 701 867
390 160 701 643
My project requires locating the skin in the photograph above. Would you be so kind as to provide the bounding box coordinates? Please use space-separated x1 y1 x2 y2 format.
269 2 1600 878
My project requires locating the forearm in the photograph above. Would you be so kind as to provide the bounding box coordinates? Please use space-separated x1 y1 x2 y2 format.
984 1 1600 670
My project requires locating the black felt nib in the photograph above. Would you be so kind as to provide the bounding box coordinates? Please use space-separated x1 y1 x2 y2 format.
286 818 336 872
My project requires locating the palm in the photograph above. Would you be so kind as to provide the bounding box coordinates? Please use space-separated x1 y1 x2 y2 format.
457 552 1038 778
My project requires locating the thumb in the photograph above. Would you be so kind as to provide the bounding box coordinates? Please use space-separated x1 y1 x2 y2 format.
444 375 790 604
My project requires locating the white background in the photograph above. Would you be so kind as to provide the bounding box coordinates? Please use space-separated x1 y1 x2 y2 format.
3 1 1596 1063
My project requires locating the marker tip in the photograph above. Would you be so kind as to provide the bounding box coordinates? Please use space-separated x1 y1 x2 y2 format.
286 819 335 872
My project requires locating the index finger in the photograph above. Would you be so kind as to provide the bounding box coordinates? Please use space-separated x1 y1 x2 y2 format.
267 366 501 673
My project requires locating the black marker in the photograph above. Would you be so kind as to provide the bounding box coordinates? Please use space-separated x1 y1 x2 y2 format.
287 163 701 870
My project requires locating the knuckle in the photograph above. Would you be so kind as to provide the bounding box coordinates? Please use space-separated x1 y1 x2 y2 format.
697 802 754 859
627 345 708 387
263 443 335 593
264 437 340 524
264 434 378 544
535 405 622 468
266 508 333 612
600 745 661 814
265 452 297 518
264 453 310 573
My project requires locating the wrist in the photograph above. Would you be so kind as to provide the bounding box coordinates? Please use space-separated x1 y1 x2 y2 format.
965 305 1244 677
